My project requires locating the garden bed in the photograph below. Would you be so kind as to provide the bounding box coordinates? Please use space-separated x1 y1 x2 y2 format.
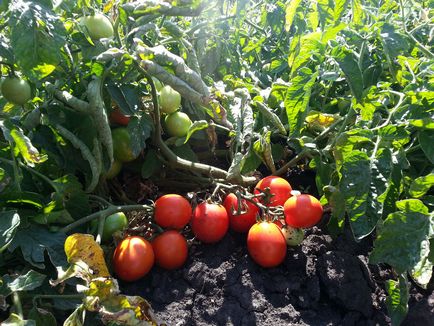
122 223 434 326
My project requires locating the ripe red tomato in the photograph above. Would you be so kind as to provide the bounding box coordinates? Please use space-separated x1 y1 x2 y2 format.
152 231 188 270
247 221 287 268
112 236 154 281
154 194 192 229
191 202 229 243
223 193 258 233
254 176 292 207
110 108 130 126
284 194 323 228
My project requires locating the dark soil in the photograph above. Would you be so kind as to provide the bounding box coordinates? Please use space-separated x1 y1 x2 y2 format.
121 223 434 326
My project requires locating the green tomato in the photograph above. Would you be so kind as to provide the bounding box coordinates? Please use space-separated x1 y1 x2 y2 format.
165 111 192 137
1 77 32 105
80 13 114 40
160 85 181 114
280 226 304 246
91 212 128 243
112 128 137 162
105 160 122 179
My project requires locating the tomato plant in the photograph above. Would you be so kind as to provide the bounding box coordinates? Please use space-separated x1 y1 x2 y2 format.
112 127 137 162
80 13 114 40
159 85 181 114
223 193 258 233
254 176 292 207
152 230 188 270
165 111 192 137
247 221 287 268
191 202 229 243
284 194 323 228
1 77 31 105
113 236 154 282
154 194 192 229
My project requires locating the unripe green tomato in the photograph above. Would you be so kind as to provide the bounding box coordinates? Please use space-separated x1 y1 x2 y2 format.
80 13 114 40
165 111 192 137
91 212 128 243
280 226 304 246
160 85 181 114
105 160 122 179
1 77 32 105
112 128 138 162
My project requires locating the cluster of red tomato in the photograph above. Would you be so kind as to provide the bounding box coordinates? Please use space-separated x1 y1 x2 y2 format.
112 176 323 282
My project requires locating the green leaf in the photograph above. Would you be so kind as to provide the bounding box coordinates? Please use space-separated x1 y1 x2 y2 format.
419 131 434 164
9 1 66 78
332 47 364 101
409 173 434 198
380 23 410 58
351 0 363 25
2 313 36 326
333 0 349 22
0 191 45 209
28 307 57 326
396 199 430 214
0 211 20 253
370 210 432 274
185 120 208 143
52 175 90 220
0 270 46 296
141 149 162 179
8 225 67 268
106 83 141 116
285 0 302 31
127 115 153 157
285 67 318 137
63 304 85 326
385 275 409 326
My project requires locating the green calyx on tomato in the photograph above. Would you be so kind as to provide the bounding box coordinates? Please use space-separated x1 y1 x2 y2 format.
112 127 138 162
1 77 32 105
80 13 114 40
165 111 192 137
254 176 292 207
159 85 181 114
223 193 259 233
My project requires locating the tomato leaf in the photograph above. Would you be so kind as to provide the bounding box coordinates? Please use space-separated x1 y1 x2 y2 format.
285 67 318 137
28 307 57 326
0 211 20 253
9 1 66 78
2 313 36 326
8 225 67 269
127 115 153 157
418 131 434 164
409 172 434 199
385 275 409 326
0 270 46 297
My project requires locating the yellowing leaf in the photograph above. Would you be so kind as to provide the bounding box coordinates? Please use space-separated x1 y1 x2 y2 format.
64 234 110 278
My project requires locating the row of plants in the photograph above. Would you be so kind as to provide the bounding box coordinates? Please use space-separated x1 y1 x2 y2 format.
0 0 433 325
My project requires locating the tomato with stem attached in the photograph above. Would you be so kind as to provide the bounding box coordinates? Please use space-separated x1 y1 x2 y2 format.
165 111 192 137
112 127 137 162
154 194 192 230
112 236 154 281
254 176 292 207
159 85 181 114
223 193 259 233
152 231 188 270
1 77 32 105
80 13 114 40
284 194 323 228
191 202 229 243
247 221 287 268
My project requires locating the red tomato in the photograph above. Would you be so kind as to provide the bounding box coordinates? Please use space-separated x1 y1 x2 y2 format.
191 202 229 243
152 231 188 270
247 221 287 268
154 194 192 229
223 193 258 233
284 194 323 228
113 236 154 281
110 108 130 126
254 176 292 207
